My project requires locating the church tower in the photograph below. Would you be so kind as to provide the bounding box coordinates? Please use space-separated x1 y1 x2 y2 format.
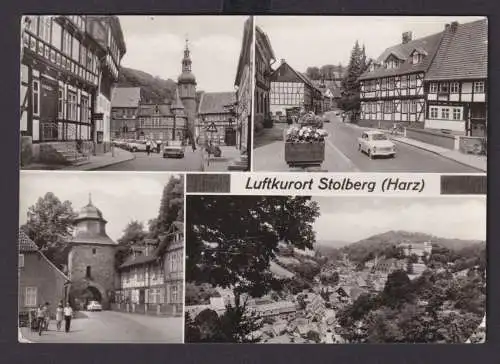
67 194 117 310
177 38 197 143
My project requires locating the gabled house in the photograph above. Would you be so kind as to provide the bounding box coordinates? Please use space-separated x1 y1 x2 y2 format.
111 87 143 139
424 19 488 137
115 221 184 316
269 59 323 116
196 91 237 146
359 30 443 129
18 229 70 317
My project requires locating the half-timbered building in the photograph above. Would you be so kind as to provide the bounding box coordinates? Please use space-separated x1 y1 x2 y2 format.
137 90 188 142
359 30 443 129
111 87 142 139
20 15 125 165
196 92 237 146
269 60 323 117
424 19 488 137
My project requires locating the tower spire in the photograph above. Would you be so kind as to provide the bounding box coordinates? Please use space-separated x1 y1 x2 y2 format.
88 192 92 205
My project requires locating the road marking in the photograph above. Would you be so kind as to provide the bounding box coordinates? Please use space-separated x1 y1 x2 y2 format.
324 137 361 172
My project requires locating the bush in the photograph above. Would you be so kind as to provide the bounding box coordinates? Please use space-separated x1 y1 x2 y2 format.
263 118 274 128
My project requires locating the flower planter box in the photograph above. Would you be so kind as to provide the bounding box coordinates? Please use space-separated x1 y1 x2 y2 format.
285 141 325 167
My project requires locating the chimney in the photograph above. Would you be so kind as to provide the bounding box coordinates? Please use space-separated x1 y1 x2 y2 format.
402 31 413 44
281 59 286 65
445 23 450 31
450 21 459 33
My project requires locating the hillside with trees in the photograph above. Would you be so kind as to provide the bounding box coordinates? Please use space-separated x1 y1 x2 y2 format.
305 64 345 81
340 230 483 264
117 67 204 106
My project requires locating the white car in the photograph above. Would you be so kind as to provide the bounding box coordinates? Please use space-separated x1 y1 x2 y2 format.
358 130 396 159
87 301 102 311
163 140 185 158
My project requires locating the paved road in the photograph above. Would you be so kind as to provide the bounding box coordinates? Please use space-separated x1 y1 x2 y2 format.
97 148 204 171
254 113 480 173
20 311 183 343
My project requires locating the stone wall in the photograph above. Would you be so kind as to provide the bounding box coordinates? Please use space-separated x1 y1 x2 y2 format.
111 302 182 317
405 128 456 150
20 136 33 166
68 244 116 307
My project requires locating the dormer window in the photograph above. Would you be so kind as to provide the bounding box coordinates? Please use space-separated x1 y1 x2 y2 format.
412 52 423 65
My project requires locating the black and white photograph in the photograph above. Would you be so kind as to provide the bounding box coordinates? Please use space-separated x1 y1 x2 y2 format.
254 16 487 173
18 172 184 343
184 195 486 344
20 15 252 172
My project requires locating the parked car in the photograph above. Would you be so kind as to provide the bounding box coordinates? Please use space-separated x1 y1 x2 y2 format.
163 141 185 158
87 301 102 312
127 140 147 152
358 130 396 159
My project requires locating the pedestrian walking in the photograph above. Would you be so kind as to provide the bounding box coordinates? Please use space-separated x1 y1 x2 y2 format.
55 303 63 331
156 141 161 154
64 302 73 333
145 139 151 156
43 302 51 331
36 304 45 336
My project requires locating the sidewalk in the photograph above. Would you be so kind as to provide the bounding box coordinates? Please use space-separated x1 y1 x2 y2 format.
22 147 135 171
346 123 486 172
62 147 135 171
203 146 246 172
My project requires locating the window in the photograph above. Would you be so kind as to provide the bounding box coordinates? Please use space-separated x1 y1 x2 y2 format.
92 248 96 255
51 21 62 50
25 287 37 307
32 80 40 116
58 87 64 118
402 100 409 113
381 79 386 90
171 285 178 303
410 100 417 113
67 91 77 120
72 38 80 62
412 52 422 64
384 101 392 113
450 82 460 93
473 81 485 93
441 108 450 119
19 254 24 268
409 75 416 88
429 83 438 93
430 107 438 119
39 16 51 43
62 31 72 56
401 76 408 88
81 95 90 123
86 266 91 278
453 108 462 120
439 83 449 93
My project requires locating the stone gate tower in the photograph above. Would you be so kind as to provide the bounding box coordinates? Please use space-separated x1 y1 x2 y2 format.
67 194 117 309
177 38 197 143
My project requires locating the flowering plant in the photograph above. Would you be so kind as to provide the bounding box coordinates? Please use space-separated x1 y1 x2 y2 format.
285 126 328 143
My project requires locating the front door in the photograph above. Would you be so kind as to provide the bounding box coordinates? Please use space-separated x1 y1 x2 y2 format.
39 77 59 141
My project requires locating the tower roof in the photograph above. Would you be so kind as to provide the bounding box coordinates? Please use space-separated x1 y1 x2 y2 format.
74 193 106 223
171 88 185 110
178 37 196 84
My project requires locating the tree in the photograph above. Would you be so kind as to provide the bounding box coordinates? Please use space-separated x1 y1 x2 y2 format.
118 220 147 246
187 196 320 306
21 192 77 268
305 66 321 80
382 270 413 307
408 254 419 264
149 175 184 240
340 41 370 116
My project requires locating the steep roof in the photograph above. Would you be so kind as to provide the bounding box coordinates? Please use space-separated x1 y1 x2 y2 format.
111 87 141 108
235 17 254 87
119 249 160 269
138 103 172 117
198 92 236 115
18 229 38 252
359 31 444 80
255 25 276 61
426 19 488 81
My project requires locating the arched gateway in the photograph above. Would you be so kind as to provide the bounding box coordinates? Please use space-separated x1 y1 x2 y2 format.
67 194 117 310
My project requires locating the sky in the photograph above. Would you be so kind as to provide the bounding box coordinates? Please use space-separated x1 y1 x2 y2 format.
118 16 248 93
313 197 486 244
257 16 487 72
19 172 180 241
